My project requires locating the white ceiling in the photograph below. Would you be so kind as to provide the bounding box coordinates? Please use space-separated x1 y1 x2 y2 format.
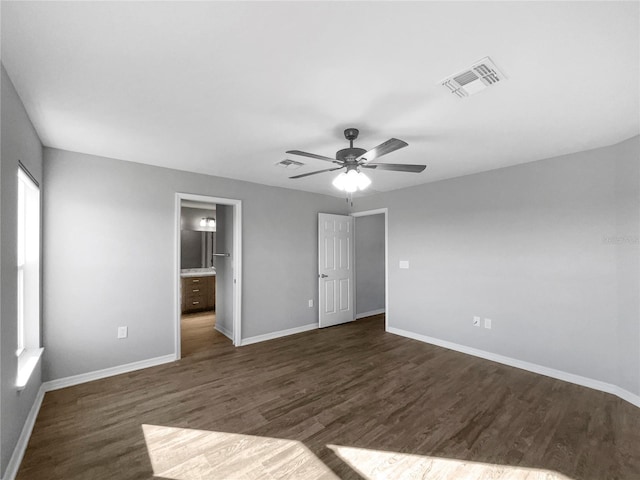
2 1 638 197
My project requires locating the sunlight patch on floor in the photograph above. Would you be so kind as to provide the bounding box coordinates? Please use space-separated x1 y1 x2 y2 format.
142 424 575 480
327 444 574 480
142 424 338 480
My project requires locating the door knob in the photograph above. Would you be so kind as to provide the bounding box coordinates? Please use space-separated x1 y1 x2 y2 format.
320 274 329 278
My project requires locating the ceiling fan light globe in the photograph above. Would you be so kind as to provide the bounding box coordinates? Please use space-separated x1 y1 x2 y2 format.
356 172 371 190
344 183 358 193
332 172 347 190
344 170 360 193
333 170 371 192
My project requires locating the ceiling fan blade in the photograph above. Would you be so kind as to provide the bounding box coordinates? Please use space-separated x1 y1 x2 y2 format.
356 138 408 164
362 163 426 173
289 167 343 179
286 150 341 164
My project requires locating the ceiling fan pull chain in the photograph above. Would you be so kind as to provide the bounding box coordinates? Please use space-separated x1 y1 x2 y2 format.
345 192 353 207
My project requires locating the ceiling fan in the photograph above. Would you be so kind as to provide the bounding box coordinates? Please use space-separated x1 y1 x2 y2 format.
286 128 426 192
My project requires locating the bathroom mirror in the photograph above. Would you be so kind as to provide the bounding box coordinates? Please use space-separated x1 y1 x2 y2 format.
181 230 216 269
180 205 217 269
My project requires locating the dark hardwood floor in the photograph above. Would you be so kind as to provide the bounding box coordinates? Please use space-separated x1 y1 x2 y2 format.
17 315 640 479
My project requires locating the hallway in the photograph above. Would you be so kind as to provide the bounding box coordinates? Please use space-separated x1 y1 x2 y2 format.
180 311 230 357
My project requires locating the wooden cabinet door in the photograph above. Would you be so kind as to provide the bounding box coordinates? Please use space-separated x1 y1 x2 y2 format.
182 276 215 313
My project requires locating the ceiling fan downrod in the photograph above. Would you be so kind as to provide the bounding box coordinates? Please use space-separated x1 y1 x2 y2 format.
343 128 359 149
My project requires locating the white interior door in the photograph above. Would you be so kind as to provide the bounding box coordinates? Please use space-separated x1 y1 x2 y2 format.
318 213 354 328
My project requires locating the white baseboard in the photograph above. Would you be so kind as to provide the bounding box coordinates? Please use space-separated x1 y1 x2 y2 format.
2 385 46 480
615 387 640 408
356 309 385 320
241 323 318 346
43 354 177 392
215 323 233 340
387 326 640 409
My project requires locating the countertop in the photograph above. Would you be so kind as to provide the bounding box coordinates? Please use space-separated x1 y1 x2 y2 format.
180 268 216 278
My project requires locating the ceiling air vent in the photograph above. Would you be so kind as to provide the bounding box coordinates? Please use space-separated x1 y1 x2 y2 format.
275 159 304 170
441 57 506 98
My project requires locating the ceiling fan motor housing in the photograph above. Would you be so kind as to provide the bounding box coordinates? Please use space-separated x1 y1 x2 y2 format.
336 147 366 163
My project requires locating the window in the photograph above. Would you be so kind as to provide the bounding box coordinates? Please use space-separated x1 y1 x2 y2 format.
16 166 42 389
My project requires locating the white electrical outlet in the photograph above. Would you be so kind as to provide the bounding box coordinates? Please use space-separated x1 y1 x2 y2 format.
399 260 409 269
484 318 492 329
117 326 128 339
308 299 313 308
473 316 481 327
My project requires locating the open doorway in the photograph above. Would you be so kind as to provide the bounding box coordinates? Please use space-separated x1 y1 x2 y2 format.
352 209 388 329
180 202 219 357
175 193 242 359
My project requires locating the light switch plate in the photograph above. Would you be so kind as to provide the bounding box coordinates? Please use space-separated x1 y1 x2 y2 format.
484 318 492 329
117 326 128 339
399 260 409 269
473 316 481 327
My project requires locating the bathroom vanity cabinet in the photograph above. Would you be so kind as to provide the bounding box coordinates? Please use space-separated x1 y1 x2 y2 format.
181 274 216 313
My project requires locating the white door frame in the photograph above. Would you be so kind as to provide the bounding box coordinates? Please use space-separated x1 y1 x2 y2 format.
174 193 243 356
351 208 389 331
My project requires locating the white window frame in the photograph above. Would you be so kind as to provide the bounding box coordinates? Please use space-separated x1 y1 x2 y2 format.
16 166 43 389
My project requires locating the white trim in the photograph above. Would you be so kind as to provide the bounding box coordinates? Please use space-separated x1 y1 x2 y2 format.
2 385 46 480
240 323 318 347
617 387 640 408
43 354 176 392
175 193 243 356
232 201 243 346
388 326 640 408
350 208 388 217
174 194 182 358
355 309 385 319
351 208 389 331
16 348 44 391
181 200 216 210
215 323 233 340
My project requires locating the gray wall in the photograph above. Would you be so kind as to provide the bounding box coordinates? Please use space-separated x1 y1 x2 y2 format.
0 65 43 477
43 148 348 380
353 136 640 396
614 139 640 395
355 214 385 316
